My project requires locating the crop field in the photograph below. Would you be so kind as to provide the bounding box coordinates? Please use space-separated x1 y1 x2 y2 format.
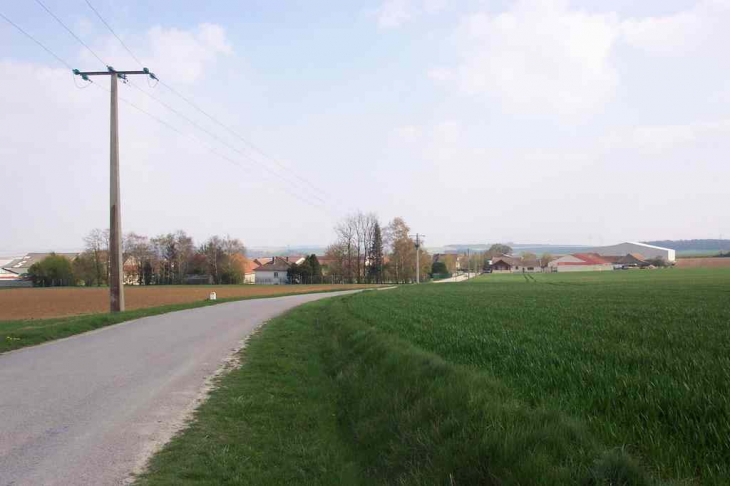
0 284 377 321
337 269 730 483
140 268 730 485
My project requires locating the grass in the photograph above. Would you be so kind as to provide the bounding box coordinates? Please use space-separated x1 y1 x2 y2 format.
140 268 730 485
0 287 375 354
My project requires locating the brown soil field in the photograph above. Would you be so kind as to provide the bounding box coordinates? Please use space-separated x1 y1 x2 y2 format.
675 258 730 269
0 285 379 321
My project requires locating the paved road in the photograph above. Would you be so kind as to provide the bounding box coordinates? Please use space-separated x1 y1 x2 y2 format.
0 291 358 486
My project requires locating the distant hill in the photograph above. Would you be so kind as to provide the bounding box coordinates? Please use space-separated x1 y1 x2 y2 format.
642 239 730 252
247 246 327 258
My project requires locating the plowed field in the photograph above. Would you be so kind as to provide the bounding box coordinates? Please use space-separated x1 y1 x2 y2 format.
0 285 377 321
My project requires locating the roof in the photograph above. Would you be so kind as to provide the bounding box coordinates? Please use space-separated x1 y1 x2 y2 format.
618 253 647 265
1 252 79 274
628 241 672 251
242 259 258 274
253 256 292 272
492 256 540 267
559 253 611 265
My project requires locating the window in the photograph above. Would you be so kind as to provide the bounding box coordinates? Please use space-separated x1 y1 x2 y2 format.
274 272 278 277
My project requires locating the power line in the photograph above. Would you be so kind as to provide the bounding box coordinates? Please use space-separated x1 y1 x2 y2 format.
125 80 327 205
34 0 106 68
81 0 332 201
35 0 330 210
160 80 332 199
0 11 72 70
92 82 334 215
83 0 144 67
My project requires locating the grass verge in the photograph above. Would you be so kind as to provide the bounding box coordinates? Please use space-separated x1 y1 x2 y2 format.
0 288 368 354
137 294 654 485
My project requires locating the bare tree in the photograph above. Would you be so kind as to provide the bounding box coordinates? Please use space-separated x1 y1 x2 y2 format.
83 228 109 286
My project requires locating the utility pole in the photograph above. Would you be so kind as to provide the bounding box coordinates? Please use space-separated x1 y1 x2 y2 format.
410 233 424 284
74 66 157 312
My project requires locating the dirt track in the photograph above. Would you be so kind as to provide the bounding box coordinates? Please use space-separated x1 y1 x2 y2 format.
0 285 375 321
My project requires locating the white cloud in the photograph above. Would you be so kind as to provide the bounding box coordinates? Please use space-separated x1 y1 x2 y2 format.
427 0 730 118
375 0 446 28
432 0 620 117
602 119 730 154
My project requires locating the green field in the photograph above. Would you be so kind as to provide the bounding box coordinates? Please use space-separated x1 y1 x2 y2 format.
139 269 730 485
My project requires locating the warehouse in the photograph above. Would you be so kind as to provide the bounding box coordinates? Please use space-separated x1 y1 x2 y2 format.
548 253 613 272
588 242 675 262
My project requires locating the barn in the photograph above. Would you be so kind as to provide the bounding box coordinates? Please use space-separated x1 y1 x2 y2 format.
548 253 613 272
588 242 675 262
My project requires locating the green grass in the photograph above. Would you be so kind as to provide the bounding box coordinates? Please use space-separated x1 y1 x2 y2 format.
140 269 730 485
0 288 370 354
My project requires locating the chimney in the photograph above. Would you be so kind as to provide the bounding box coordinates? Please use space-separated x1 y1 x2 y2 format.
286 256 289 262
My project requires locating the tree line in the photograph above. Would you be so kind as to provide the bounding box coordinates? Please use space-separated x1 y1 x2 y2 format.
324 213 431 284
28 229 248 287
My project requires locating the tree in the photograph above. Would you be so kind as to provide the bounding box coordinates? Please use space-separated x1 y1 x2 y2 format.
368 222 385 283
432 261 448 275
28 253 75 287
83 228 109 286
521 252 538 262
487 243 512 258
124 232 153 285
72 253 97 286
540 253 555 267
385 217 418 283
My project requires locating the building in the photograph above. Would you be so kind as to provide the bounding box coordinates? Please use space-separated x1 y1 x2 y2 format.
491 255 542 273
588 242 675 262
243 258 257 284
253 256 292 284
548 253 613 272
1 253 79 287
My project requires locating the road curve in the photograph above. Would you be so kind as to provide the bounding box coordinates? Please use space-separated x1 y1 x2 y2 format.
0 290 358 486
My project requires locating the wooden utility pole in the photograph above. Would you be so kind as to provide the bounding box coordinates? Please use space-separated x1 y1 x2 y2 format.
74 66 157 312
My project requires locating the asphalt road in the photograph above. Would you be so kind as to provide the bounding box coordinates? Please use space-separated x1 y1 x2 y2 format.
0 291 358 486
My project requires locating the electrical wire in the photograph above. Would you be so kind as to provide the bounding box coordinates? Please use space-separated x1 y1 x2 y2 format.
34 0 107 68
125 80 327 205
83 0 144 67
81 0 333 201
0 11 72 70
34 0 331 211
92 82 335 215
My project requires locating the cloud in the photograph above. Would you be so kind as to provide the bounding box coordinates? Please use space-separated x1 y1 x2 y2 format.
375 0 446 28
430 0 620 117
621 0 730 55
601 119 730 155
427 0 730 118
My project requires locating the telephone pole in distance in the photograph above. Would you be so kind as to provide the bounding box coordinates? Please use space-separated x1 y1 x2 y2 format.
410 233 425 284
74 66 157 312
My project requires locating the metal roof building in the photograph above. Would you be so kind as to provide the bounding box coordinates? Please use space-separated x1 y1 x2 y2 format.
587 242 675 262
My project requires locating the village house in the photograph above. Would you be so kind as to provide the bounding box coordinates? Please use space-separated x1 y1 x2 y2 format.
491 255 542 273
548 253 613 272
253 256 293 284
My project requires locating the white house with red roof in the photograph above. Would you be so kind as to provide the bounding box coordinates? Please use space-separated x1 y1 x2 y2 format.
547 253 614 272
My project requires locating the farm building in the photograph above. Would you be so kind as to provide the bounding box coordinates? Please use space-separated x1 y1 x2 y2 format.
548 253 613 272
588 242 675 262
1 253 79 287
491 255 542 273
253 256 292 284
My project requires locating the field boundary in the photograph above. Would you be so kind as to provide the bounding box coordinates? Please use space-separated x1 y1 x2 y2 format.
0 287 381 354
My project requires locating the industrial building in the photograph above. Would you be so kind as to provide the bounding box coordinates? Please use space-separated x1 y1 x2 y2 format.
587 242 675 262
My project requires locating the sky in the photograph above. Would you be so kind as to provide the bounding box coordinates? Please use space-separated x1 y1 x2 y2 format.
1 0 729 253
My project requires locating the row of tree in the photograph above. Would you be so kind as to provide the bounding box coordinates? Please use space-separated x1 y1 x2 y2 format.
324 213 430 284
31 229 248 287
